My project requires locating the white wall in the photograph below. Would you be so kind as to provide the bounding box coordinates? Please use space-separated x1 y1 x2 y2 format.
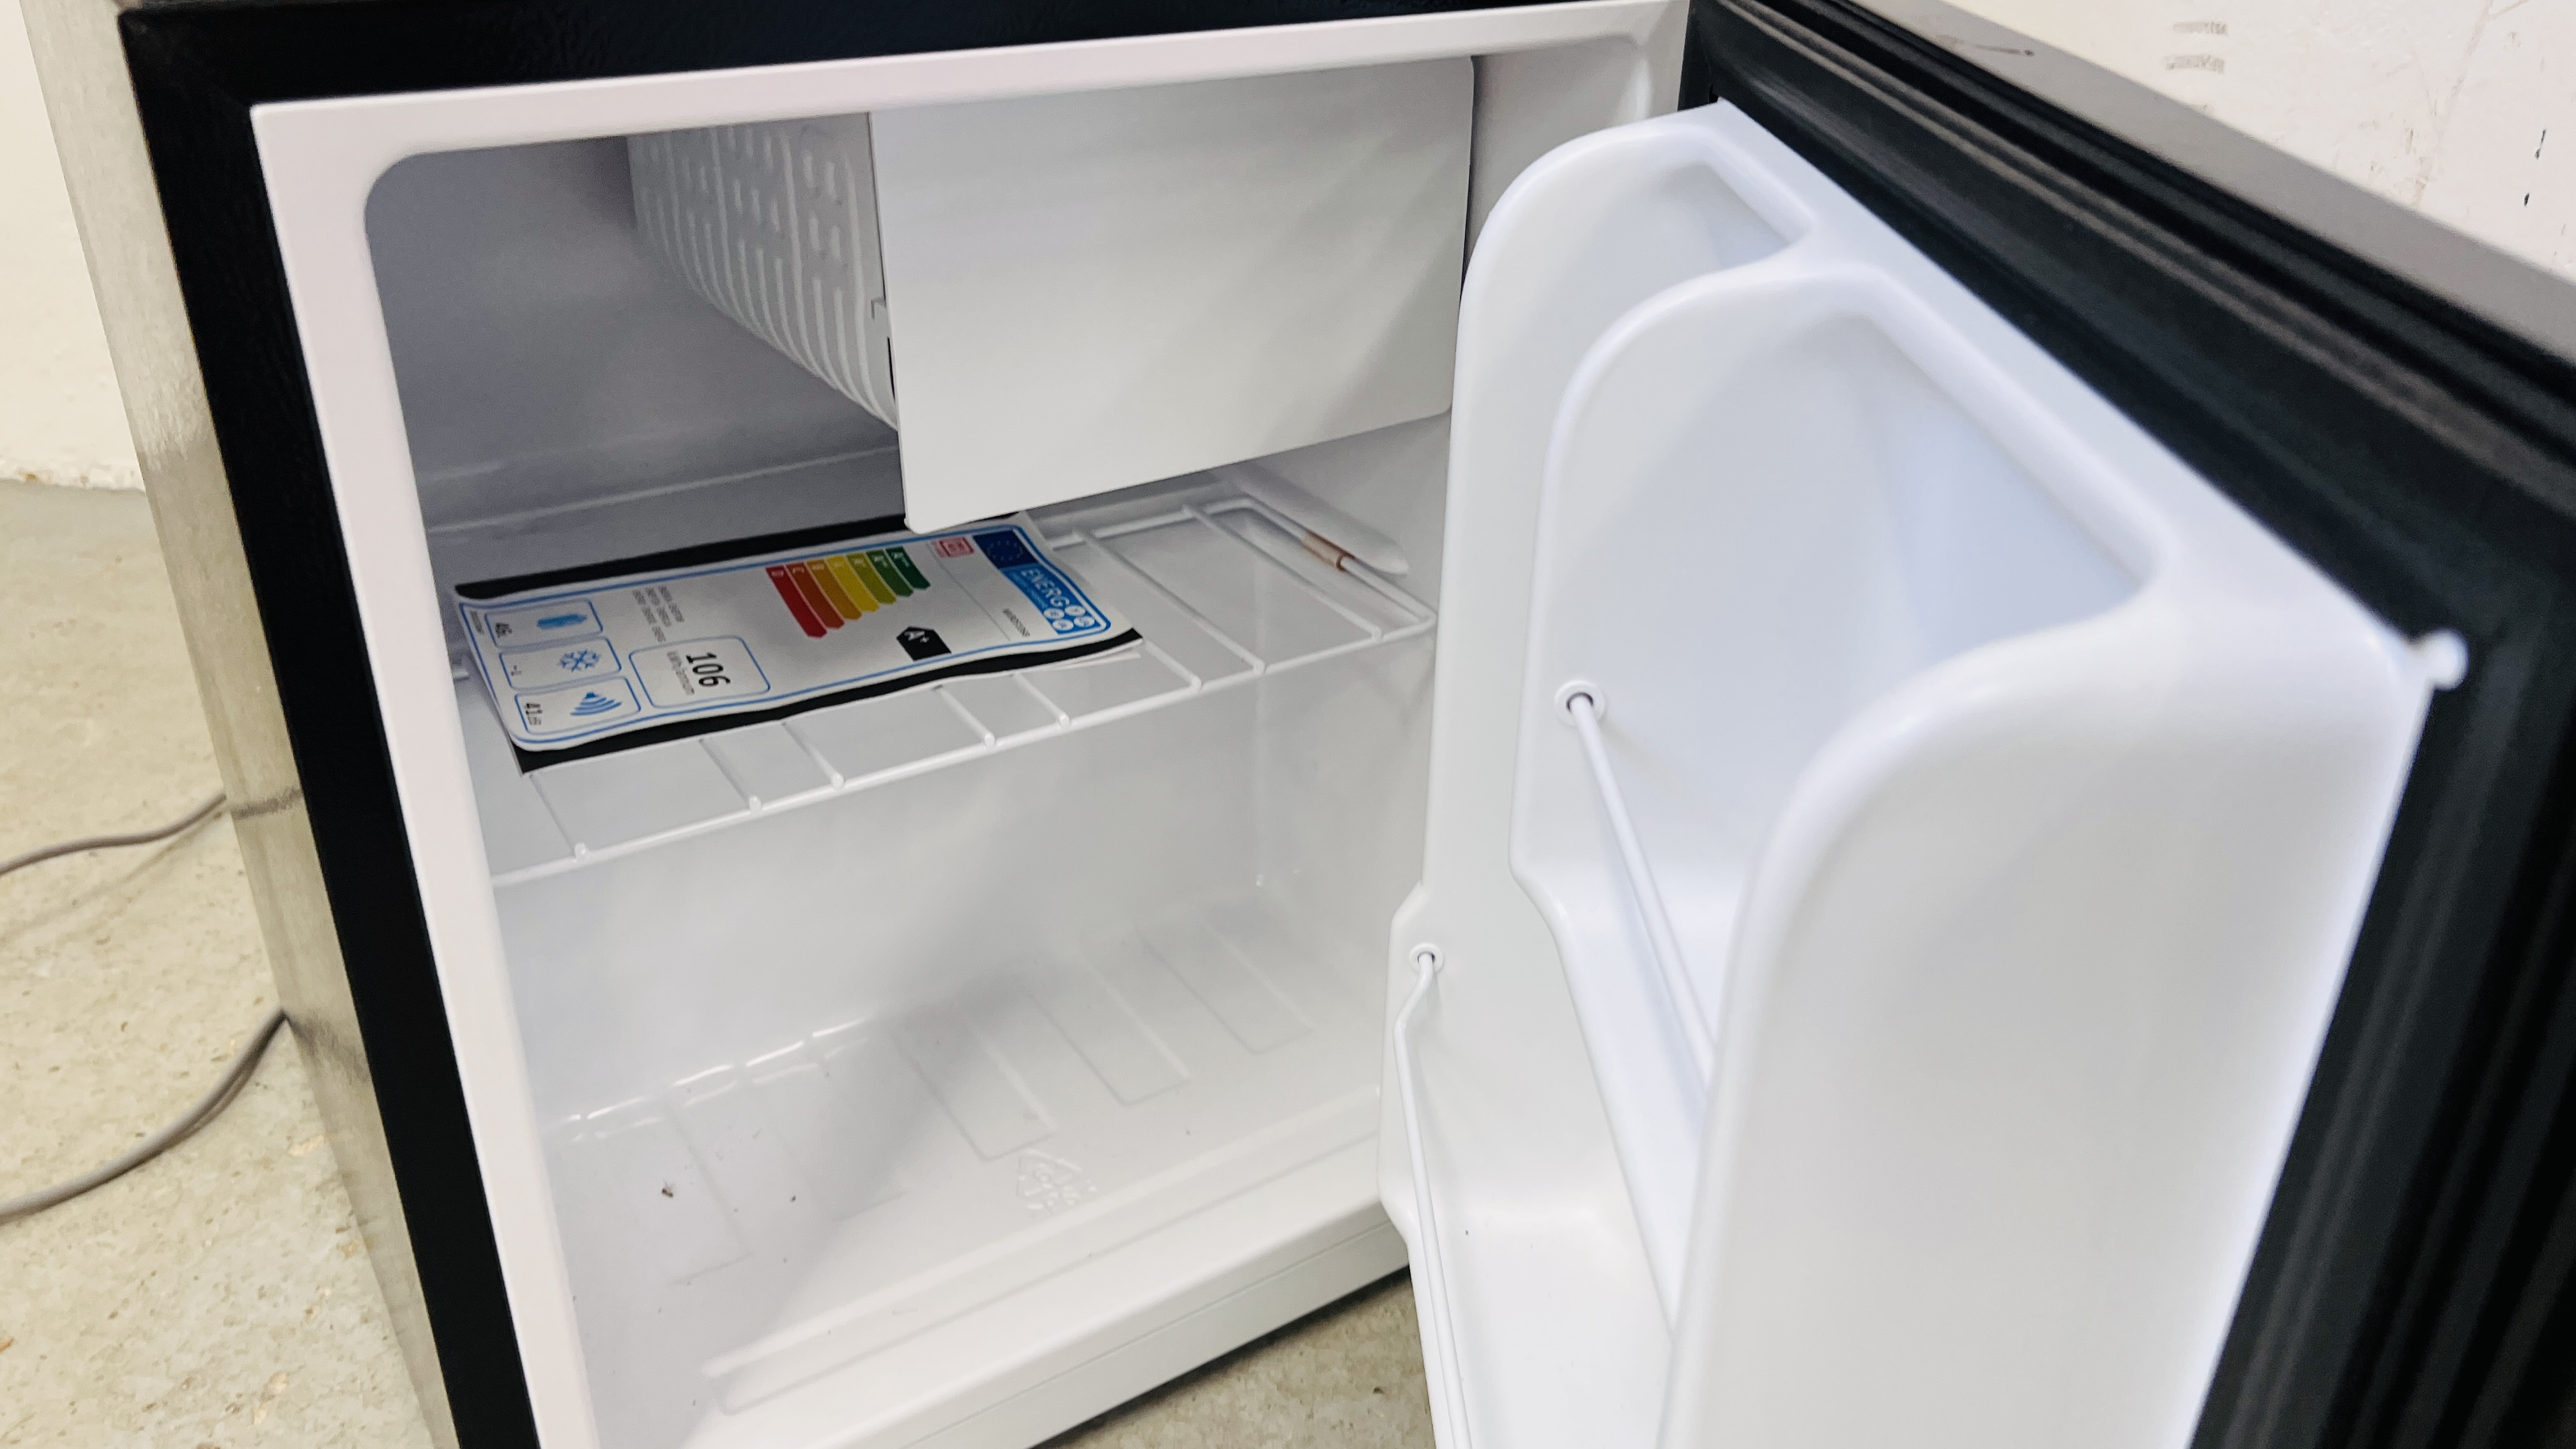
0 0 2568 491
3 0 138 489
1950 0 2575 277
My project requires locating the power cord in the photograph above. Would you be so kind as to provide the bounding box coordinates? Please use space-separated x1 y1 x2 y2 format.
0 790 227 878
0 792 294 1226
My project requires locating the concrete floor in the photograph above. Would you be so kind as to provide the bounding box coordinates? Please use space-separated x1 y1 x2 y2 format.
0 479 1434 1448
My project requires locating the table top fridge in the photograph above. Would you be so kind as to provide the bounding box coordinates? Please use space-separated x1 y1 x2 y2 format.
26 1 2576 1448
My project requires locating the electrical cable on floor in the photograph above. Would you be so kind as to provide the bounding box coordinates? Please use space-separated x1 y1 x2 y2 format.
0 1007 287 1225
0 790 296 1227
0 789 227 880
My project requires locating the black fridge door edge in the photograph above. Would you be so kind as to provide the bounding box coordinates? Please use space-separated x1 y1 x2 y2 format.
1691 5 2576 1449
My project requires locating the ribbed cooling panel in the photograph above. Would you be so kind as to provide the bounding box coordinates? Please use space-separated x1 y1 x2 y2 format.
629 118 900 425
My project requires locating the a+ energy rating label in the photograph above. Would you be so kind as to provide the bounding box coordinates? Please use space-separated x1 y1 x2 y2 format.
456 514 1135 760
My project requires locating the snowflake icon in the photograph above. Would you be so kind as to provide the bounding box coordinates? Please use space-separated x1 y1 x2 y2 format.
558 647 602 673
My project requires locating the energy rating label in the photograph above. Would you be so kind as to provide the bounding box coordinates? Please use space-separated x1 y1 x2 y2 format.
457 515 1133 759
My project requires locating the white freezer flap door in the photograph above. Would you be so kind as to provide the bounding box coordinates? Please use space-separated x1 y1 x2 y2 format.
871 60 1472 530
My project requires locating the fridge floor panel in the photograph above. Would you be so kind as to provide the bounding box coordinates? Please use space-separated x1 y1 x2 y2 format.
456 484 1433 882
545 886 1388 1449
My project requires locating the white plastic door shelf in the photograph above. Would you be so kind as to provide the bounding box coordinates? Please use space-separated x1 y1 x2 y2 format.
1391 102 2451 1449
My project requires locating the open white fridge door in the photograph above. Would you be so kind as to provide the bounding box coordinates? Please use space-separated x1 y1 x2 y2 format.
1388 101 2451 1449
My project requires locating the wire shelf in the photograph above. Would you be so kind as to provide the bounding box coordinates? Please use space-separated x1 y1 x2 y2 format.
464 487 1435 885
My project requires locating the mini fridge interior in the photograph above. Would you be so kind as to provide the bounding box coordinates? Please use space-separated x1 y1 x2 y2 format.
36 1 2576 1449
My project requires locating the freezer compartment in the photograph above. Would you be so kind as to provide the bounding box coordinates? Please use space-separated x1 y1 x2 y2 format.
410 56 1471 533
370 141 902 546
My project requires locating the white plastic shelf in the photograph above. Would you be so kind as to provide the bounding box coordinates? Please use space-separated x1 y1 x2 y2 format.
461 487 1435 885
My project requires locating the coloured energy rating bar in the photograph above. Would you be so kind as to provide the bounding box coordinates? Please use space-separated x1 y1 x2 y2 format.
761 544 938 635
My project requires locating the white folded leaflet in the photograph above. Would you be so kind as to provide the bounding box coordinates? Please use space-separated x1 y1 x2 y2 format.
457 514 1134 760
